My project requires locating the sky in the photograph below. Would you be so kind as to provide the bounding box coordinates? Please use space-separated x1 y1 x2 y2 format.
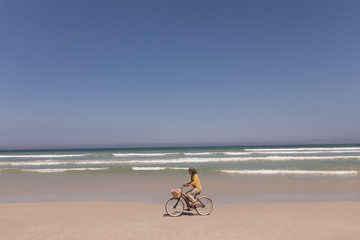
1 0 360 149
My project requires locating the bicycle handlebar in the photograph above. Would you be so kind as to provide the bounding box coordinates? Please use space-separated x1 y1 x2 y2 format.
180 185 191 190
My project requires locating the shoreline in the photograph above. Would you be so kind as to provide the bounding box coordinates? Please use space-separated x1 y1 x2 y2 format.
1 201 360 240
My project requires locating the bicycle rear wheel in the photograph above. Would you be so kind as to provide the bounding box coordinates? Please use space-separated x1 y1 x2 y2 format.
165 198 184 217
195 196 213 216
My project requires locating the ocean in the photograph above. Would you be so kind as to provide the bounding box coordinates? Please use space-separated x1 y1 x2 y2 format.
1 144 360 178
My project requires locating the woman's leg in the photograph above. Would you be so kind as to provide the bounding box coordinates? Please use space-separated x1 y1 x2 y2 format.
186 188 201 203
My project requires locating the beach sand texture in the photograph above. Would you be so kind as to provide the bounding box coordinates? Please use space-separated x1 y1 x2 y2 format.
1 201 360 240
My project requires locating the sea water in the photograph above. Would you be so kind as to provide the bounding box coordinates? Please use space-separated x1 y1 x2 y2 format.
1 144 360 178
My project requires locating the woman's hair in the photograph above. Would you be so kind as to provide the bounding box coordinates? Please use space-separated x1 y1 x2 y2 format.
188 167 197 175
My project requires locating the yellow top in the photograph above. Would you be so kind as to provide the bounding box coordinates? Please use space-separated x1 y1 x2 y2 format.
190 174 202 191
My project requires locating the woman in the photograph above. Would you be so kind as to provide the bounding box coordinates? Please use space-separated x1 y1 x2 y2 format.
183 167 202 205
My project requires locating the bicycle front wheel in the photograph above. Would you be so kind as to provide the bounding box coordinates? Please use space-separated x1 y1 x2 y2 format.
165 198 184 217
196 196 213 216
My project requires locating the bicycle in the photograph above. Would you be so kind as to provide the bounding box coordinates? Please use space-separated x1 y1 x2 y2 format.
165 186 213 217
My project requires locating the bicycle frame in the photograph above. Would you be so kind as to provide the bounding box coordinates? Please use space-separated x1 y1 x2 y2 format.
174 187 203 209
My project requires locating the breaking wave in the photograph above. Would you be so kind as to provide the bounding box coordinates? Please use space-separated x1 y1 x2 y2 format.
220 169 359 176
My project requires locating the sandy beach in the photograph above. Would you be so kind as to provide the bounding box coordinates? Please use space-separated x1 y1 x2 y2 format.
1 172 360 239
1 201 360 240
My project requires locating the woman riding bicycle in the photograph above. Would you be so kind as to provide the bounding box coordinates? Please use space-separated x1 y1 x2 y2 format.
166 167 212 216
183 167 202 206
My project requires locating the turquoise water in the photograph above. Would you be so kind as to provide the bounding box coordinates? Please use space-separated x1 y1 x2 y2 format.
1 144 360 177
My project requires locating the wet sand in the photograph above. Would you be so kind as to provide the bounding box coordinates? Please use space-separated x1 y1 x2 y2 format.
1 172 360 204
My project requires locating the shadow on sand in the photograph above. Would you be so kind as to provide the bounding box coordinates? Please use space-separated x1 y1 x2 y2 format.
163 211 199 217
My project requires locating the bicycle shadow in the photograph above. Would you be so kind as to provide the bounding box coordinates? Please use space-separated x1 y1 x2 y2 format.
163 212 199 217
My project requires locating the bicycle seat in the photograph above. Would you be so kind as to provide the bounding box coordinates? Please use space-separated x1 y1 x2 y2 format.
194 193 200 199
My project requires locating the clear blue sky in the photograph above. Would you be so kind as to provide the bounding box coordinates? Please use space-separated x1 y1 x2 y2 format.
1 0 360 149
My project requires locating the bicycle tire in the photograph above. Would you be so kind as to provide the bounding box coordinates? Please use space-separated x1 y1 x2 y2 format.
195 196 213 216
165 198 184 217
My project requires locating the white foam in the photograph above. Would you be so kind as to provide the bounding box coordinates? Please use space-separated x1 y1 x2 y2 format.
0 154 84 158
245 150 360 154
132 167 167 171
0 160 118 166
113 153 168 157
114 152 251 157
21 168 108 173
220 169 358 175
222 152 253 155
117 156 360 164
2 155 360 167
114 152 225 157
2 155 360 168
245 147 360 152
250 156 360 161
0 160 64 166
181 152 248 156
183 152 217 155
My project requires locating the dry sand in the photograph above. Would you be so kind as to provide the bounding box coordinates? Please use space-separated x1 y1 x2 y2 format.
1 201 359 240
